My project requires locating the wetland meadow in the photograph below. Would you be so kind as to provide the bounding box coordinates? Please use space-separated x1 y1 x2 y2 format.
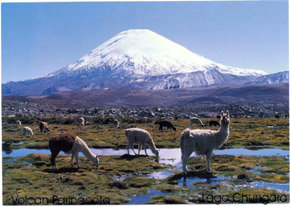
2 117 289 204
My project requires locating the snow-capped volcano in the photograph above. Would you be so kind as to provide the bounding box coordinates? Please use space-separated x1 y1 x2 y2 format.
53 29 265 77
3 29 271 96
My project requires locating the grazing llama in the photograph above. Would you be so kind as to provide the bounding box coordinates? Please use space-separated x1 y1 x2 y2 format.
125 128 159 157
154 120 176 131
23 127 33 137
49 134 99 170
190 117 205 127
39 121 51 133
180 111 230 173
76 117 85 127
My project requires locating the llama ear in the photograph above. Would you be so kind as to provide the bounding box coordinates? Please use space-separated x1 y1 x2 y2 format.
226 110 230 117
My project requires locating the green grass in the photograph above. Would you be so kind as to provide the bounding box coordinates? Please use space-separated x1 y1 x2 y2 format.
169 154 289 184
3 152 289 204
3 154 170 205
2 117 289 150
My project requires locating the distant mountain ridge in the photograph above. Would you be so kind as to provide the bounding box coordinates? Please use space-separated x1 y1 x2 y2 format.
2 29 287 96
44 83 289 106
245 71 289 85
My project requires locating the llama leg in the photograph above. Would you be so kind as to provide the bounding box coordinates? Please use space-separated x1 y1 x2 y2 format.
75 152 79 168
144 144 148 156
132 147 137 155
127 139 134 155
181 152 189 174
50 149 60 171
206 153 211 171
131 143 137 155
71 153 75 168
138 144 141 155
126 142 130 155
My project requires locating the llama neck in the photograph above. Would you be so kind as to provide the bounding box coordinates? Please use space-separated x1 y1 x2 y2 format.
217 123 230 143
148 140 158 154
76 137 96 162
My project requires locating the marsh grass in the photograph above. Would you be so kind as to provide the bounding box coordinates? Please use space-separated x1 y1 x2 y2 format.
3 154 170 205
2 117 289 204
2 118 289 150
170 154 289 184
3 152 289 204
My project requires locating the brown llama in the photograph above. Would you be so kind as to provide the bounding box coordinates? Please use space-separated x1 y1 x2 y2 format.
49 134 99 170
39 121 51 133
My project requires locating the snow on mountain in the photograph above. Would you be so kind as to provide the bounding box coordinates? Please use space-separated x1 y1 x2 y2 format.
245 71 289 85
3 29 271 96
52 29 266 77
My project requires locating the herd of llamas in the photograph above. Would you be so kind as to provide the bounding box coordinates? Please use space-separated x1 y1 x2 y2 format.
17 111 231 174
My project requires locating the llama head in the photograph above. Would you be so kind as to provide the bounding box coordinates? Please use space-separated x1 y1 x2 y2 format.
154 149 160 157
221 111 230 124
94 155 99 166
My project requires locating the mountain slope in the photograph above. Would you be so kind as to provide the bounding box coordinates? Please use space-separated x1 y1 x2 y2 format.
3 29 269 96
245 71 289 85
44 83 289 106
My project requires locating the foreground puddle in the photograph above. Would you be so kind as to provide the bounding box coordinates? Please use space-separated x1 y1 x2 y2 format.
174 174 289 193
126 189 167 204
177 175 232 188
250 181 290 193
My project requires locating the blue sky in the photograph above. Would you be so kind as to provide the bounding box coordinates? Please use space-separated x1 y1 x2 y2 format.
2 1 288 83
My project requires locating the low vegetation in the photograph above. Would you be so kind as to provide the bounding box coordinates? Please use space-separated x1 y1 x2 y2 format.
3 152 289 204
2 117 289 151
3 154 169 205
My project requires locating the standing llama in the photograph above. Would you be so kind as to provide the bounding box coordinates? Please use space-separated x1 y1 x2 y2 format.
49 134 99 170
76 117 85 127
39 121 51 133
125 128 159 157
180 111 230 173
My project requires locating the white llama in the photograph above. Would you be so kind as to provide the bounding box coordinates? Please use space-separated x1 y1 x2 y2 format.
23 127 33 137
125 128 159 157
76 117 85 127
49 134 99 170
190 117 205 127
180 111 230 173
